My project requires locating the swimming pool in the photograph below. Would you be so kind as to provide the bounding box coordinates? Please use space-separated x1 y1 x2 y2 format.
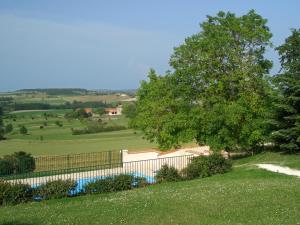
73 172 155 194
32 172 155 198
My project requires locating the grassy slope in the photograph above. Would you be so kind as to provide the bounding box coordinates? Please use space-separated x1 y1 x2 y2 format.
1 112 157 156
1 112 197 156
0 129 155 156
0 167 299 225
0 153 300 225
234 151 300 169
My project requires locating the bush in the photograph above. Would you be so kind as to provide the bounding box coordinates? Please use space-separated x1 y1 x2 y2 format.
19 125 28 135
5 123 13 133
0 152 35 175
134 176 148 188
85 174 135 194
36 179 77 200
12 151 36 174
155 164 181 183
71 125 127 135
0 180 33 205
85 177 115 194
0 159 14 175
113 174 134 191
55 121 63 127
182 154 232 180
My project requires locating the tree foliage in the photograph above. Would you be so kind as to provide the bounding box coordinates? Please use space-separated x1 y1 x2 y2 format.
134 10 273 152
271 29 300 152
19 125 28 135
122 103 137 119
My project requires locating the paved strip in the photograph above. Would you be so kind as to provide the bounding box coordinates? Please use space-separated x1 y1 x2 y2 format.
256 164 300 177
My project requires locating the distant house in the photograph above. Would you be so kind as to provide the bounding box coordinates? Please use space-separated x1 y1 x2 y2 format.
84 108 93 115
105 105 122 116
76 108 93 116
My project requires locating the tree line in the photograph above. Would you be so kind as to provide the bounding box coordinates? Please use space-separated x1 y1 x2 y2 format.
131 10 300 153
1 101 111 112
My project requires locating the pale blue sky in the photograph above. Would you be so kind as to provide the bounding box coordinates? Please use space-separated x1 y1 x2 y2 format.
0 0 300 91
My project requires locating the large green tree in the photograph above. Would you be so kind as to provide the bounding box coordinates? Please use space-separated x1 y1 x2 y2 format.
135 10 273 152
271 29 300 152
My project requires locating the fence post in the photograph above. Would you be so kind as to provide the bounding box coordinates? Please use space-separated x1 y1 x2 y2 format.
120 150 123 167
67 154 70 169
109 151 112 168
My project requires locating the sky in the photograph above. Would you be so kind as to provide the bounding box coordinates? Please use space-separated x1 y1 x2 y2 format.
0 0 300 92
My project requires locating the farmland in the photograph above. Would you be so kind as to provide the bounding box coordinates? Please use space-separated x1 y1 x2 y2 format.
0 108 158 156
0 90 157 157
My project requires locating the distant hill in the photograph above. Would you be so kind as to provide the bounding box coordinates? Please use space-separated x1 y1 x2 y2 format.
13 88 137 96
15 88 89 96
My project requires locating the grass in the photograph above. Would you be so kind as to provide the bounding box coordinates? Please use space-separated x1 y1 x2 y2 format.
0 129 156 156
1 112 197 156
11 93 132 104
1 112 158 156
233 151 300 170
0 164 299 225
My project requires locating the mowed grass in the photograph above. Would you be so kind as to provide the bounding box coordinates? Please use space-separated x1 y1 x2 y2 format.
1 110 199 156
0 129 156 156
1 110 157 156
234 151 300 170
0 165 299 225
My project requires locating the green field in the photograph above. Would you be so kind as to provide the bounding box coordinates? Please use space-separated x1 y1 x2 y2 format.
0 109 158 156
0 131 156 156
9 92 132 105
0 153 299 225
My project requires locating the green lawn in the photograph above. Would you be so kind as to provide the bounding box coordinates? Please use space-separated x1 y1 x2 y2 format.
1 112 158 156
0 129 156 156
0 163 299 225
233 151 300 170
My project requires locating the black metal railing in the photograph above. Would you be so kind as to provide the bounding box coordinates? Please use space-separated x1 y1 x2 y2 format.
34 151 122 172
1 154 195 194
0 150 123 177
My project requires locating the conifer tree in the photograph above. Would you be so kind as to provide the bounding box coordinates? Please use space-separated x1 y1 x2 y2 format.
271 29 300 152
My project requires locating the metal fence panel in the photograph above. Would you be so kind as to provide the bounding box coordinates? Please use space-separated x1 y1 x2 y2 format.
2 154 195 191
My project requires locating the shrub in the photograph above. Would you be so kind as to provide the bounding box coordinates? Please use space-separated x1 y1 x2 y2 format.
134 176 148 188
85 174 135 194
71 125 127 135
19 125 28 135
155 164 181 183
36 179 77 200
182 154 232 180
55 121 63 127
5 123 13 133
84 177 115 194
0 152 35 175
0 159 14 175
12 151 36 174
113 174 134 191
0 180 33 205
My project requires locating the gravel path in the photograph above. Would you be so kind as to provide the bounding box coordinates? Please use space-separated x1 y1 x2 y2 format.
256 164 300 177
